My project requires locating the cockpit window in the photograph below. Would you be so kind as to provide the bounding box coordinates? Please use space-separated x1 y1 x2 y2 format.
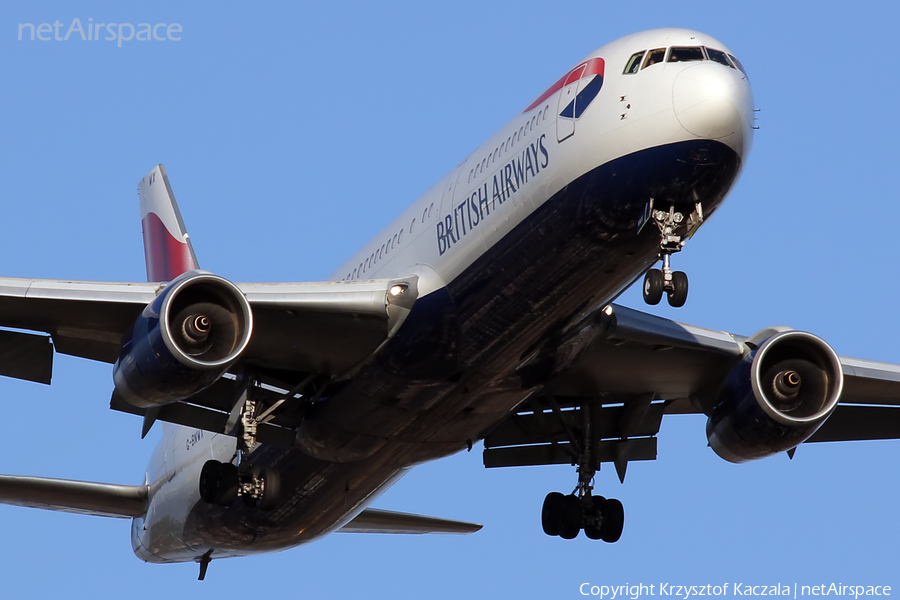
642 48 665 70
728 54 749 78
623 51 645 74
668 47 704 63
705 48 733 67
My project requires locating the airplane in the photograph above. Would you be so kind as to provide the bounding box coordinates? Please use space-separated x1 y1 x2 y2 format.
2 27 900 579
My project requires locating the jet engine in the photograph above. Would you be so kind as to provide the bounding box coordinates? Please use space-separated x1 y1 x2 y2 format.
706 330 843 463
113 271 253 408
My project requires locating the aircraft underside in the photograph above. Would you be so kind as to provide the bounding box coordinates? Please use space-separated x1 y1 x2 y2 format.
11 28 898 579
166 139 742 559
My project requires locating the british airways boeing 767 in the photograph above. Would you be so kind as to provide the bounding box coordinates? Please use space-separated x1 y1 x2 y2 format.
2 28 899 579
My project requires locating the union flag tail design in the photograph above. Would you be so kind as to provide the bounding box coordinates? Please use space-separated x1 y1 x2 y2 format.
138 165 199 282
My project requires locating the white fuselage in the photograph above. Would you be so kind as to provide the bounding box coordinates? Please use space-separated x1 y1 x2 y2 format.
132 27 754 563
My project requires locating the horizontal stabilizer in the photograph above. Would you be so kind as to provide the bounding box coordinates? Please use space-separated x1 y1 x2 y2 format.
0 475 148 519
338 508 482 535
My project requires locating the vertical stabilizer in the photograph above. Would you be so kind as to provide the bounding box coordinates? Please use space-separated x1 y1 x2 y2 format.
138 165 199 282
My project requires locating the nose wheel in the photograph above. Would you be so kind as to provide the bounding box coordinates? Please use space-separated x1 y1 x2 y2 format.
642 202 702 308
643 254 689 308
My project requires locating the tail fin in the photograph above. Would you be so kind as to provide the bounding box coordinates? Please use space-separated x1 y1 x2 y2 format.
138 165 199 282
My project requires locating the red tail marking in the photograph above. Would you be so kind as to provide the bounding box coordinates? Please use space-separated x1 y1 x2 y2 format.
142 212 198 282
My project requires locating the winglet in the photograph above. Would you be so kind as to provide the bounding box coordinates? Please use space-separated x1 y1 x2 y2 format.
139 165 199 282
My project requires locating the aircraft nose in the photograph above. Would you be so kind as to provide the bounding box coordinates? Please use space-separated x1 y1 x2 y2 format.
672 62 752 142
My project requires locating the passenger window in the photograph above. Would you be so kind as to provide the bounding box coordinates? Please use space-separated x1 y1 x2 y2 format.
623 51 645 74
705 48 733 67
668 47 704 63
728 54 749 78
642 48 665 69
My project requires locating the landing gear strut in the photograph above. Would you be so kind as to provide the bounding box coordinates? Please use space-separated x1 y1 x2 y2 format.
198 380 282 510
540 398 625 542
642 202 702 308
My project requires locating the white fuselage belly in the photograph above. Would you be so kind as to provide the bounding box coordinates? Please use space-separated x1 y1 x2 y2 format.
133 27 753 563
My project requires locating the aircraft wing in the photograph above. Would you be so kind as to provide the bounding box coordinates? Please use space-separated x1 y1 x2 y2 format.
0 275 417 441
0 276 412 371
483 304 900 478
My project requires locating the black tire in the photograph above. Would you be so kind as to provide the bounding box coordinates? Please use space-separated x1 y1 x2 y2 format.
215 463 239 506
199 460 221 504
583 495 606 540
558 495 582 540
541 492 565 536
643 269 664 305
601 498 625 543
667 271 688 308
257 467 281 510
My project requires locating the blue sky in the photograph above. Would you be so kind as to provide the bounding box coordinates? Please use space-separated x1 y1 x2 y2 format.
2 0 899 597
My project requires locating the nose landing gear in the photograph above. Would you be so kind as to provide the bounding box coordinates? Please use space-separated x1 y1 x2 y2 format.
642 203 702 308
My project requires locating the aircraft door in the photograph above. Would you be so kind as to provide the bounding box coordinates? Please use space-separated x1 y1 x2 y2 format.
556 64 586 142
438 160 468 216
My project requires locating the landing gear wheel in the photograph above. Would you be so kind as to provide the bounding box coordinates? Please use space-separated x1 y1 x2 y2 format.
199 460 239 506
583 495 606 540
643 269 664 305
256 466 281 510
199 460 221 504
601 498 625 543
242 465 281 509
558 495 582 540
541 492 565 536
667 271 688 308
216 463 239 506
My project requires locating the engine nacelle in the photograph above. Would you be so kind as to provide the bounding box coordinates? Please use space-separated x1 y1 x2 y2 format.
706 330 843 463
113 271 253 408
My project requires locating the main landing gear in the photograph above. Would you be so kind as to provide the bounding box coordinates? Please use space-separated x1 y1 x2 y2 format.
541 490 624 542
199 389 281 510
540 398 624 542
642 203 703 308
